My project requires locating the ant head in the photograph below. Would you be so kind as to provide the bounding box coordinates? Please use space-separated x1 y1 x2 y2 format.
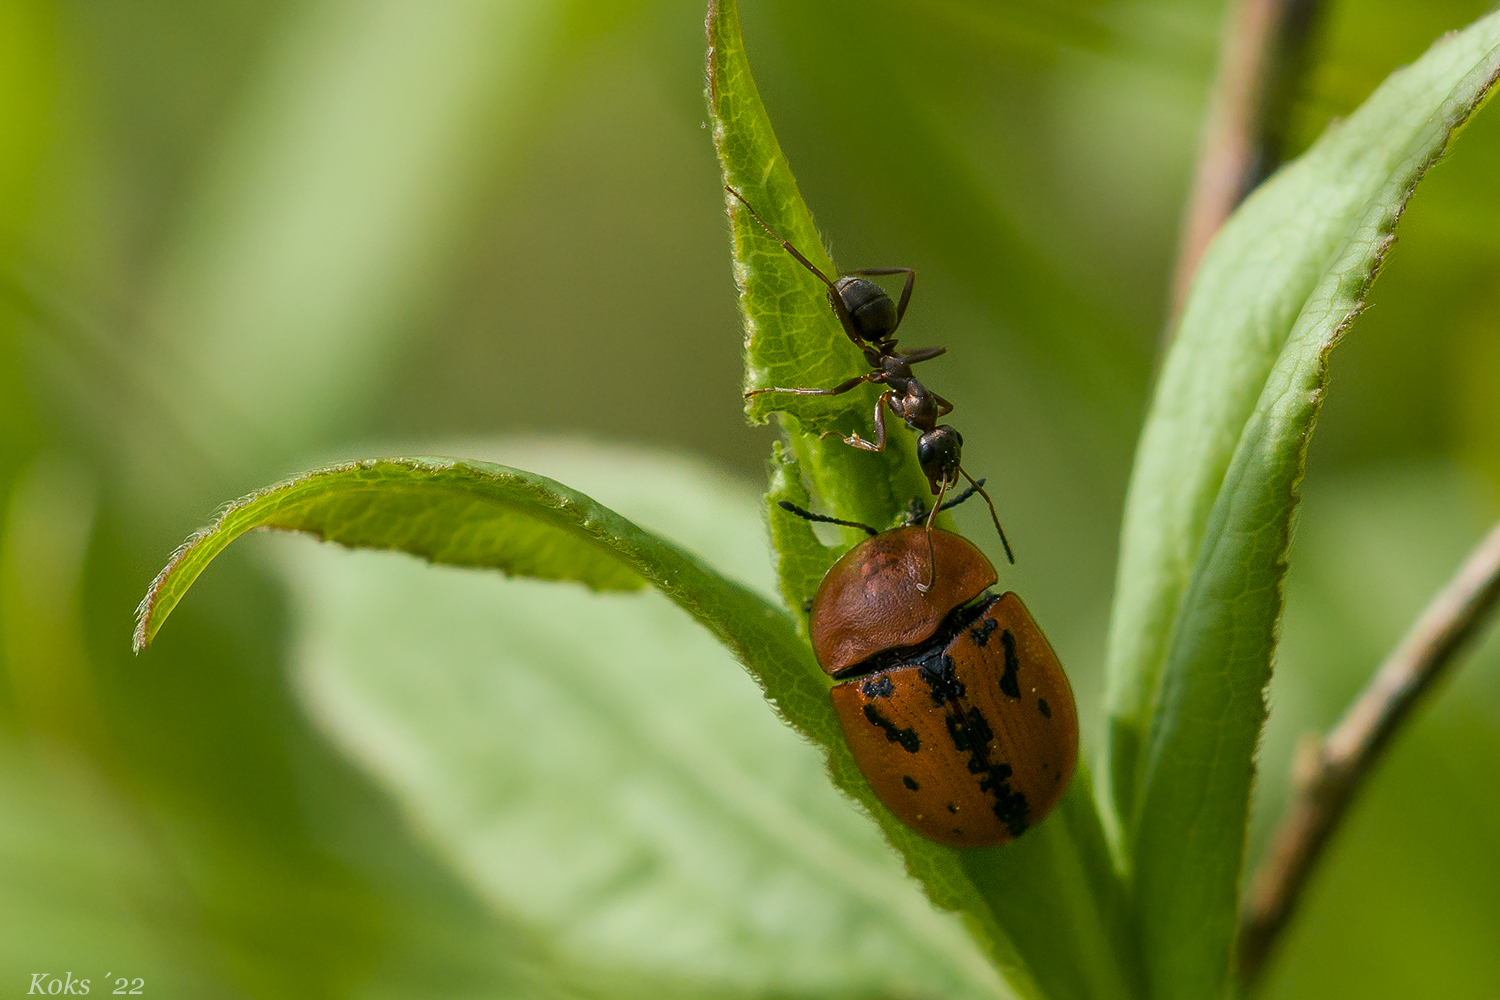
917 425 963 493
832 276 898 346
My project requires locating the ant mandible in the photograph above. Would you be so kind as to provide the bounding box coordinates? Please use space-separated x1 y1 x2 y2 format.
726 186 1013 588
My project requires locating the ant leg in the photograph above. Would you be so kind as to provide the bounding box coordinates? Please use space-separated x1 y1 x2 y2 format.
899 346 947 366
931 391 954 418
843 391 893 452
744 373 877 400
776 501 877 536
726 188 838 289
850 268 916 327
917 476 952 593
961 467 1015 564
725 186 867 350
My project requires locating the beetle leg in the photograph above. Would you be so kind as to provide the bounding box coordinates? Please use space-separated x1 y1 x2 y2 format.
843 391 893 452
962 467 1015 565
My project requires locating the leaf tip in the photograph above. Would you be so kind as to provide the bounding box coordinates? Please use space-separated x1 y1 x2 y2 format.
132 572 163 653
131 521 217 654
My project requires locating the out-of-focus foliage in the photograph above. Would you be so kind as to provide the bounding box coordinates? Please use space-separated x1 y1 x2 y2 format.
2 1 1498 998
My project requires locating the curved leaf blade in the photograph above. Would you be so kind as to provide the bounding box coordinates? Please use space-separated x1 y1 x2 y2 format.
1101 14 1500 1000
133 457 797 681
132 452 863 855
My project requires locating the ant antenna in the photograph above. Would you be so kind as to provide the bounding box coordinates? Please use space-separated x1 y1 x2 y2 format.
725 187 840 294
960 468 1015 565
776 500 878 536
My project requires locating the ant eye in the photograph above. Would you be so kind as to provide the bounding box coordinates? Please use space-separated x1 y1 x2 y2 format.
918 427 961 472
918 437 936 465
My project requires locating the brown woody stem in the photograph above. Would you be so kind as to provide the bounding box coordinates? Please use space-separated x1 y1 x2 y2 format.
1168 0 1323 329
1237 518 1500 987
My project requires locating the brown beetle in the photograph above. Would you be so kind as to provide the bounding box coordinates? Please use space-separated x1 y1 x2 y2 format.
788 504 1078 848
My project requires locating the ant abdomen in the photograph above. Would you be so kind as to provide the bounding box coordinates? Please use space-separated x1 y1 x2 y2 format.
833 276 898 344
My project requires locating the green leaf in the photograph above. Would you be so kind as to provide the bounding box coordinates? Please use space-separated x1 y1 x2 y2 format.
130 446 991 983
136 456 639 651
133 446 997 992
1101 13 1500 1000
707 0 927 537
710 6 1135 999
135 455 822 734
961 770 1144 1000
275 440 1010 1000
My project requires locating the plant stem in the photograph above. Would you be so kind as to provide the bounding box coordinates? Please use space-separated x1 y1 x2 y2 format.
1168 0 1323 329
1237 518 1500 987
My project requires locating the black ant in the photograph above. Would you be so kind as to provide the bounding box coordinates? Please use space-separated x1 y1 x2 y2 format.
727 186 1013 588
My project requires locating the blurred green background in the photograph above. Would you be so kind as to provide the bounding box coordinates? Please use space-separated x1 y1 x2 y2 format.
1 0 1497 997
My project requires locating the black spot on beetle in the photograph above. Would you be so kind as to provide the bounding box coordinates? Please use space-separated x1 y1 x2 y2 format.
1038 697 1051 718
861 674 895 699
999 630 1021 698
990 781 1029 836
946 705 993 756
947 803 959 814
863 705 921 753
918 654 965 706
969 617 998 647
944 704 1030 837
902 775 920 791
952 828 964 836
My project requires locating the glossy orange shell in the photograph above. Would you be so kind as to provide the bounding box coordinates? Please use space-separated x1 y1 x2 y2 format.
830 593 1078 847
810 526 997 676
